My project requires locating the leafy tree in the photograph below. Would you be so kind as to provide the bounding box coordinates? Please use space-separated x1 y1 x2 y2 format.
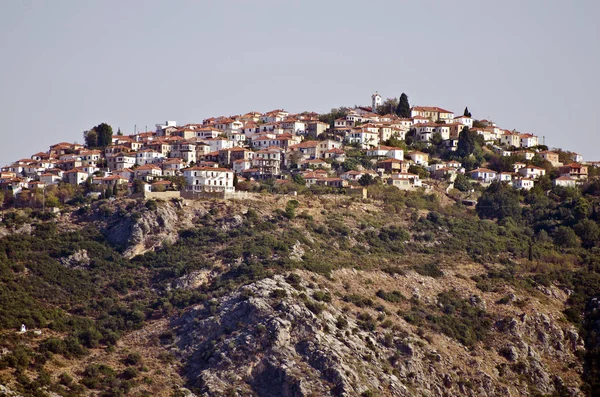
430 132 443 147
574 197 591 220
117 128 123 136
342 158 360 172
396 93 411 118
472 120 487 129
488 154 525 173
318 107 349 127
83 129 98 148
476 182 522 221
574 219 600 248
358 173 375 186
408 165 429 180
133 179 145 194
95 123 113 147
457 127 476 158
233 174 239 187
453 173 472 192
376 98 399 115
84 123 113 148
553 226 580 248
385 137 407 150
292 174 305 185
463 107 472 117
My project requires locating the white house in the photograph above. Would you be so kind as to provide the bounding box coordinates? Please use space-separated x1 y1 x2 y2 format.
496 172 514 182
135 164 162 182
367 146 404 160
469 168 497 183
205 138 234 152
553 176 577 188
64 168 90 185
518 165 546 179
345 129 380 149
109 153 136 171
184 167 235 193
454 115 473 128
513 178 535 190
233 159 252 174
519 134 539 148
136 150 164 166
408 151 429 166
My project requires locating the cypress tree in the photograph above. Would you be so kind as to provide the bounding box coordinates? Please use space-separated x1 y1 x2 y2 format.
396 93 411 118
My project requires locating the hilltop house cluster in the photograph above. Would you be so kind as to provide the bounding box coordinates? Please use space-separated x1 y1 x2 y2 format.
0 93 592 198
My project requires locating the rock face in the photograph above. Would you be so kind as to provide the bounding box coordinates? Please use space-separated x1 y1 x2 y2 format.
175 276 408 396
60 249 90 269
170 274 583 397
104 202 186 258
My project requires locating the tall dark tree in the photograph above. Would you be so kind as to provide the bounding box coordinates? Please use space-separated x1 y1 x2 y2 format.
85 123 113 148
463 107 472 117
396 93 411 118
457 127 475 157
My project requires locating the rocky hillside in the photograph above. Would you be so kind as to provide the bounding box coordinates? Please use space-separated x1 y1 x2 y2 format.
0 186 599 396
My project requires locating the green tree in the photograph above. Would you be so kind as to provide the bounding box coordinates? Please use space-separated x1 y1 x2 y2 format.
574 197 591 220
96 123 113 147
463 107 472 117
359 173 375 186
84 123 113 148
553 226 580 248
408 165 429 180
574 219 600 248
376 98 399 115
457 127 475 158
83 129 98 148
476 181 522 221
396 93 411 118
342 158 360 172
453 173 472 192
133 179 145 194
318 107 349 127
385 136 407 150
292 174 305 185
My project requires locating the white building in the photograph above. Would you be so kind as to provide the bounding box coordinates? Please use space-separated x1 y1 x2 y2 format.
184 167 235 193
136 150 164 166
513 178 535 190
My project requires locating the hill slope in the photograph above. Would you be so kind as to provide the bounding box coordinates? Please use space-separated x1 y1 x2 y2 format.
0 188 598 396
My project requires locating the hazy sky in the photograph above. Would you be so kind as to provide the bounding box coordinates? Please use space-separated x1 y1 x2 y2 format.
1 0 599 165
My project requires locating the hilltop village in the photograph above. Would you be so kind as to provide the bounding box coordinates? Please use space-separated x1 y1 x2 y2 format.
0 93 594 206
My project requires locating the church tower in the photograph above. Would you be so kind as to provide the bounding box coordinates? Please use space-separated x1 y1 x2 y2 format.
371 91 382 112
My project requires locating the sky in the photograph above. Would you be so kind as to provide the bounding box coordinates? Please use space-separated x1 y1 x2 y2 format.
1 0 599 166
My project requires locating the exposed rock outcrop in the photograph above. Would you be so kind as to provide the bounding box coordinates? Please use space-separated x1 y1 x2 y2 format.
103 201 190 258
170 274 578 397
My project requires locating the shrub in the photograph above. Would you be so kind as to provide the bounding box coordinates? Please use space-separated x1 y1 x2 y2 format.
270 289 288 299
124 352 142 366
414 263 444 278
376 290 405 303
312 291 332 303
343 294 374 308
